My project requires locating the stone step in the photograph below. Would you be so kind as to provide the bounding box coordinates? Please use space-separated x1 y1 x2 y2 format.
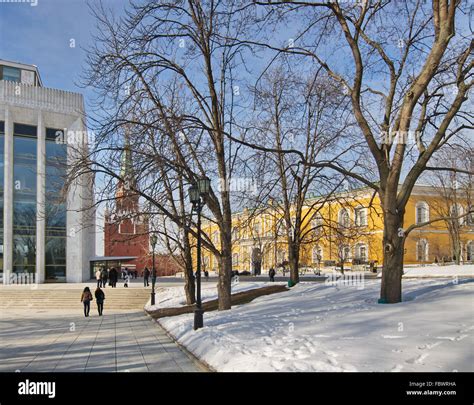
0 288 150 310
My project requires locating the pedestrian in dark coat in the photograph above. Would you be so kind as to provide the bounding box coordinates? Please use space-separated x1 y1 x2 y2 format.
269 267 276 282
109 268 118 288
100 267 108 288
80 287 93 317
95 287 105 316
143 267 150 287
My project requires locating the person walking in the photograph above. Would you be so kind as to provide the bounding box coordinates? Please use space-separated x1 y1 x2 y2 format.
95 287 105 316
143 267 150 287
95 269 102 288
269 267 276 282
109 267 117 288
80 287 93 317
100 267 108 289
124 272 130 288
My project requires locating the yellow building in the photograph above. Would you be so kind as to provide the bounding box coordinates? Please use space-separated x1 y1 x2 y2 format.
200 185 474 273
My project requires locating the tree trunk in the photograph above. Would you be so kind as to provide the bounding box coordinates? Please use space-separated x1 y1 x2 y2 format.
218 250 232 310
184 261 196 305
182 232 196 305
288 240 300 284
453 238 461 265
217 219 232 309
452 223 461 265
380 210 405 303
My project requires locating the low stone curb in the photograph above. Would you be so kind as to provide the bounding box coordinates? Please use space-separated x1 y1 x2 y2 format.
145 284 289 319
144 312 215 372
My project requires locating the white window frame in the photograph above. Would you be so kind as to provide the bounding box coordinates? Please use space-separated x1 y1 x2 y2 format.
232 253 239 266
355 207 368 227
415 201 430 225
416 239 429 262
312 245 323 263
340 244 351 261
339 208 351 228
450 203 465 226
466 241 474 261
355 243 368 261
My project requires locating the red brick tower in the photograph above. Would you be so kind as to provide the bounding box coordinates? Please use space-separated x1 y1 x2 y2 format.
104 130 151 273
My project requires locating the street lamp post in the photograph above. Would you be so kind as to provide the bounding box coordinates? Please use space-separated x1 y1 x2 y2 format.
150 233 158 306
189 176 211 330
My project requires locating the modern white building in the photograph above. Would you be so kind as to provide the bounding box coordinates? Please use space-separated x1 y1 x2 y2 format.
0 59 95 283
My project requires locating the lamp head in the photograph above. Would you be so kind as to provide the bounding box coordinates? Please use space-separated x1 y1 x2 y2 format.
189 184 200 204
197 176 211 195
150 234 158 248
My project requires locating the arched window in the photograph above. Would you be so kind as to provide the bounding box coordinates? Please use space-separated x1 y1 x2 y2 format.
232 253 239 266
312 245 323 264
277 250 286 265
339 208 351 228
355 207 368 227
466 241 474 262
415 201 429 224
466 206 474 226
339 245 351 261
450 204 464 226
355 243 368 261
311 214 323 234
416 239 429 262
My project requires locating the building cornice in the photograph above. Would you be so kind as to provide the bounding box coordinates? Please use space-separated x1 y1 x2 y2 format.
0 80 84 115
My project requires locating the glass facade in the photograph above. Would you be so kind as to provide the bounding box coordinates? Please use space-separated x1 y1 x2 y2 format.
1 66 21 83
45 128 67 282
13 123 37 275
0 121 4 278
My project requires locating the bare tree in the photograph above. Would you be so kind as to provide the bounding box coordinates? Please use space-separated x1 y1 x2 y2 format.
71 0 266 310
227 0 473 302
245 64 353 284
425 145 473 264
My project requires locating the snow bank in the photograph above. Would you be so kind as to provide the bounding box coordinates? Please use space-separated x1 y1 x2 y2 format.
145 281 285 311
157 278 474 372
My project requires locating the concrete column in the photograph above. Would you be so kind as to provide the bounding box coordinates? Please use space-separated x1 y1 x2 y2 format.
3 108 13 285
66 118 84 282
36 112 45 283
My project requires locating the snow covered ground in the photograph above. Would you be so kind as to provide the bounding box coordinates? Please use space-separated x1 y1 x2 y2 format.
401 264 474 278
156 278 474 372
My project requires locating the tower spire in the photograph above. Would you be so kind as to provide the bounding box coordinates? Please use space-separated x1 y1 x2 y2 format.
116 123 138 213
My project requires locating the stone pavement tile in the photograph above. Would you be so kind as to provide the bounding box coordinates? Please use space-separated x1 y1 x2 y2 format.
132 314 203 372
59 317 114 372
83 316 117 372
1 325 71 372
0 310 204 373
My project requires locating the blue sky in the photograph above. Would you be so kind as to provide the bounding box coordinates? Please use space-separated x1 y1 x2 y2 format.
0 0 126 108
0 0 129 254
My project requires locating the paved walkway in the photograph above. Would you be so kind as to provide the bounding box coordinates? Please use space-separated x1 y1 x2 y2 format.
0 310 204 372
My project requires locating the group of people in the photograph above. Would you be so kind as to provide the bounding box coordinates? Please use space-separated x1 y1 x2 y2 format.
95 267 132 288
80 286 105 317
84 266 154 317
